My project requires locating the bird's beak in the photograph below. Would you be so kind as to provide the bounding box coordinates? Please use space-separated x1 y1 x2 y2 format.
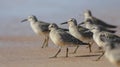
78 22 84 25
21 19 28 22
60 22 68 25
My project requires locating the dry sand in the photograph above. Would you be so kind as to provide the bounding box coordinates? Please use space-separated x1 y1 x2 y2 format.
0 36 116 67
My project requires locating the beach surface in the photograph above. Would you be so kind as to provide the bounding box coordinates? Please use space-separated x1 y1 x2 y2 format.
0 35 116 67
0 0 120 67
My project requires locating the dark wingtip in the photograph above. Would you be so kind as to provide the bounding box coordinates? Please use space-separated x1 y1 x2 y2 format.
78 41 89 46
59 28 69 31
62 28 69 31
106 25 117 28
102 23 117 28
107 30 116 33
104 28 116 33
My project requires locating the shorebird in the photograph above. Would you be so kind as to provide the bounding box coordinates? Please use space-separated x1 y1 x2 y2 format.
61 18 94 53
49 23 90 58
21 15 69 48
81 9 117 29
21 15 50 48
79 19 116 33
89 26 118 61
105 43 120 67
98 30 120 66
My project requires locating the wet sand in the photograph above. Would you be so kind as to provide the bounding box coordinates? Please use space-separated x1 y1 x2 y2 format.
0 36 115 67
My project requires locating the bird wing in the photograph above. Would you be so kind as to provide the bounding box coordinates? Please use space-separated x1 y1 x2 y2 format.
58 28 69 31
78 26 93 38
100 32 120 43
38 21 50 32
92 17 117 28
58 30 88 45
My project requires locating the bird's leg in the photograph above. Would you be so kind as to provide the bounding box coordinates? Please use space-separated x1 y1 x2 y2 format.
86 42 92 48
95 47 103 53
72 46 79 54
50 48 61 58
95 51 105 61
66 48 69 57
41 38 47 48
45 36 49 47
88 43 92 52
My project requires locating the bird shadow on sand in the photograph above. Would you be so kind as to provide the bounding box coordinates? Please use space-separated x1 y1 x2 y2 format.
75 54 100 57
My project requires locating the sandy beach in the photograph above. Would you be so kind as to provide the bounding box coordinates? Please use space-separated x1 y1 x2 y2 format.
1 0 120 67
0 36 115 67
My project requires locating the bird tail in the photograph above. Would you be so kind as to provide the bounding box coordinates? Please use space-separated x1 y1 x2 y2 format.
105 29 116 33
104 23 117 28
82 42 90 45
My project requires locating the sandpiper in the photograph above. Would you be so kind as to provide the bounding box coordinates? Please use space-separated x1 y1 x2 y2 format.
79 19 116 33
89 26 117 61
21 15 50 48
49 23 90 58
81 9 117 29
97 29 120 66
61 18 94 53
21 15 69 48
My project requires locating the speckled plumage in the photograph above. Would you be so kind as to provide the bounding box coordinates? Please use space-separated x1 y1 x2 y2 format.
61 18 94 52
49 23 89 57
90 26 120 64
98 30 120 66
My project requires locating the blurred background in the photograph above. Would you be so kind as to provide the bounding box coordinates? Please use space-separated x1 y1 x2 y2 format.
0 0 120 36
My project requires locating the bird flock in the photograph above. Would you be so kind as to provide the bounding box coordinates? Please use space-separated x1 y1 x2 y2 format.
21 10 120 67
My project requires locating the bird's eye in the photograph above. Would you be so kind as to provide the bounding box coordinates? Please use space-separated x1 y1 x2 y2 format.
51 25 54 27
71 19 74 21
69 19 72 21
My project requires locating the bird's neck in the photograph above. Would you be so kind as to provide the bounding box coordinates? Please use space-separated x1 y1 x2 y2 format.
84 13 92 20
69 24 77 30
69 24 78 34
29 20 37 24
92 30 100 35
69 22 77 27
85 15 91 20
29 19 38 23
51 28 58 32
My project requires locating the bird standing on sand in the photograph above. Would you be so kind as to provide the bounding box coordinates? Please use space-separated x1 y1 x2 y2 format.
98 30 120 67
61 18 94 53
49 23 89 58
89 26 119 61
21 15 50 48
